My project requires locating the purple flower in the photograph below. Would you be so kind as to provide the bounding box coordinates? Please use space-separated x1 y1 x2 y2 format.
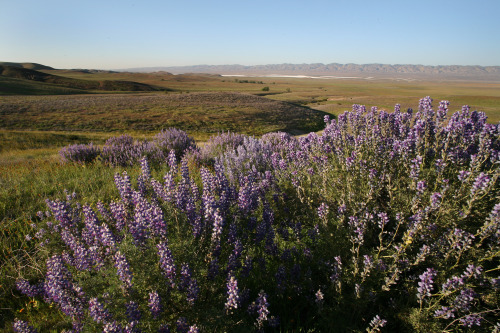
255 290 270 329
125 301 141 322
13 319 38 333
315 289 324 305
148 291 162 319
114 251 133 289
176 317 189 333
459 314 482 327
187 325 199 333
434 306 455 319
157 242 176 288
417 268 437 301
103 321 123 333
16 279 43 297
368 315 387 332
317 203 329 220
430 192 442 208
225 274 240 313
89 297 111 324
471 172 490 196
180 263 199 305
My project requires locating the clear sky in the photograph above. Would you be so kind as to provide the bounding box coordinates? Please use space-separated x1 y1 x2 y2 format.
2 0 499 69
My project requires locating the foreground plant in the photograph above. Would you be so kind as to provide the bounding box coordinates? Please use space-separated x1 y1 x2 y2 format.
15 97 499 332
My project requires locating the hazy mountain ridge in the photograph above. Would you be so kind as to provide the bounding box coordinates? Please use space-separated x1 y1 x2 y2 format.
122 63 500 81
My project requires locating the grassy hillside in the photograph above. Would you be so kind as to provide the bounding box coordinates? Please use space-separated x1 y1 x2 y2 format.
0 61 54 70
0 92 327 137
0 76 88 95
0 65 163 93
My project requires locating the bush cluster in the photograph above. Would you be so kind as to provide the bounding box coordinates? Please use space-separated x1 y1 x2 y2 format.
59 129 196 167
18 97 499 332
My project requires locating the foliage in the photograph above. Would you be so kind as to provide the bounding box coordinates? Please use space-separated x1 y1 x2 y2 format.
59 130 196 167
59 143 101 164
9 97 500 332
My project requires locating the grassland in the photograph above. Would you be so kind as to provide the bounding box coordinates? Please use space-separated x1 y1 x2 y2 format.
1 66 500 331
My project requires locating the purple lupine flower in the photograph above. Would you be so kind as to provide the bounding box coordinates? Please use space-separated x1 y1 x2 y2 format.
114 172 133 205
44 255 85 320
416 180 427 194
459 314 482 327
114 251 133 289
471 172 490 196
368 315 387 332
13 319 38 333
453 288 477 311
255 290 270 329
225 274 240 313
417 268 437 301
103 321 123 333
448 228 475 253
109 201 127 232
187 325 199 333
317 202 329 220
227 239 243 272
16 279 43 297
410 155 422 180
158 324 171 333
157 242 176 288
125 320 140 333
377 212 389 230
125 301 141 322
330 256 342 283
430 192 442 208
180 263 199 305
362 255 374 279
148 291 162 318
348 216 365 244
434 306 456 319
461 264 483 280
186 278 200 306
89 297 112 324
315 289 324 305
176 317 189 333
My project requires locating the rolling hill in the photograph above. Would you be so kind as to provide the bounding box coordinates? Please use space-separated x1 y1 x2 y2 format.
0 65 163 93
0 61 54 70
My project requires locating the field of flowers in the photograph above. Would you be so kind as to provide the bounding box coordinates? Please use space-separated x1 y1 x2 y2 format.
7 97 500 332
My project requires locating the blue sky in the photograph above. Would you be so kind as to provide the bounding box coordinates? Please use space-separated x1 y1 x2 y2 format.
2 0 499 69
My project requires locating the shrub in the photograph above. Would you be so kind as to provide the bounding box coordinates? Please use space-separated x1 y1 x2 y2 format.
59 143 101 164
17 97 500 332
101 135 146 167
152 128 196 160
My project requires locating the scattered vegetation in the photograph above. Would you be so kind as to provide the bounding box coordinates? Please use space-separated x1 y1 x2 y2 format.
0 92 328 137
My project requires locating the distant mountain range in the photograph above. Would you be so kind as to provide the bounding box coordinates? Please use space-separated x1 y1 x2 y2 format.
120 63 500 81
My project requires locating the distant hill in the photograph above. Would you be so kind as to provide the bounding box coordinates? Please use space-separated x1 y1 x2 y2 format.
0 65 162 93
121 63 500 81
0 61 54 70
